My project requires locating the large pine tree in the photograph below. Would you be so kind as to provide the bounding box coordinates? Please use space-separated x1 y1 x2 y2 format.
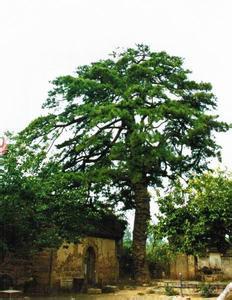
20 45 228 282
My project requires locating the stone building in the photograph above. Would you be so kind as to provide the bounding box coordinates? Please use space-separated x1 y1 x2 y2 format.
32 236 122 291
0 215 125 292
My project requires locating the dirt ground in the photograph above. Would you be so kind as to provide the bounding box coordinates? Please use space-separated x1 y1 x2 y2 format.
80 289 217 300
29 287 218 300
2 284 219 300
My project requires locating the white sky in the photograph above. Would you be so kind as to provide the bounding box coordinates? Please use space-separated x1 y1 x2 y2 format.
0 0 231 170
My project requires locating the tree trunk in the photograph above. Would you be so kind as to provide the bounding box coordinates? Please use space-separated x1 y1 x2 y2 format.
132 181 150 283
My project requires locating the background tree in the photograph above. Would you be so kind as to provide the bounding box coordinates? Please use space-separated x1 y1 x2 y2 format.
156 170 232 254
120 226 133 278
18 45 228 282
146 239 172 279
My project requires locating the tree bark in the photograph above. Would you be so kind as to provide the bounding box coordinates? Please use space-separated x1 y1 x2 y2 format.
132 181 150 283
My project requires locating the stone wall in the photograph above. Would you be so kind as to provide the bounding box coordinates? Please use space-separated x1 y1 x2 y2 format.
170 254 196 280
198 253 222 270
221 257 232 279
170 252 232 280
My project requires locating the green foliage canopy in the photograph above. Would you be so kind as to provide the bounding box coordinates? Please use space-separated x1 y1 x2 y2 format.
20 45 228 206
156 170 232 254
0 137 123 257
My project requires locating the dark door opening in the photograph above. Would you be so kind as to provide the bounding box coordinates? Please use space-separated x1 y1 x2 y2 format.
85 247 96 285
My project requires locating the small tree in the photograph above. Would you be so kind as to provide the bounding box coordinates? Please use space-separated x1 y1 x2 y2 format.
18 45 228 282
156 170 232 254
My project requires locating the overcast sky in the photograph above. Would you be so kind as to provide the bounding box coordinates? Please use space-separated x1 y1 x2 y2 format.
0 0 231 170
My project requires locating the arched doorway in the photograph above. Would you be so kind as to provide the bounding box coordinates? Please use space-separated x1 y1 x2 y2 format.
84 247 96 285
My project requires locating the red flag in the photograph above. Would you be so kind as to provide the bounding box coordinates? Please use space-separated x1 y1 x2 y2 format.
0 137 7 155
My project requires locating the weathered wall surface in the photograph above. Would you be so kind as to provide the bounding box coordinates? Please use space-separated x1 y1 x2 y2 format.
32 249 54 286
170 252 232 280
221 257 232 279
0 255 33 286
170 254 196 280
52 236 119 288
198 253 222 270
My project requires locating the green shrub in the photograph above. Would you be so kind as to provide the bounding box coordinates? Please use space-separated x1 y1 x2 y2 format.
165 285 178 296
199 283 216 297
